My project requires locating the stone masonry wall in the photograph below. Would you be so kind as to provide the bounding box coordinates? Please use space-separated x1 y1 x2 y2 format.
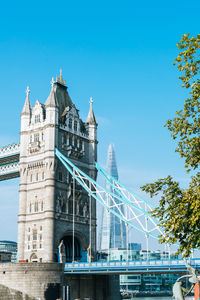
0 263 64 300
0 284 36 300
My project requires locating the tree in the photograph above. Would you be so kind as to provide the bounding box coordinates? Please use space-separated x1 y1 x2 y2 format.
141 34 200 257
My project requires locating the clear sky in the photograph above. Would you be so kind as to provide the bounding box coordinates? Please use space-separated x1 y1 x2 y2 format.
0 0 199 251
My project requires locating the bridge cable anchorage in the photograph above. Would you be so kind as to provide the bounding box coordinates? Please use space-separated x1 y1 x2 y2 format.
55 148 165 240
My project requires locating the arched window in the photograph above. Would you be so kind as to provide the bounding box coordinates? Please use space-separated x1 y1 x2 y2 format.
34 133 39 142
34 202 38 212
63 202 66 213
79 204 83 216
33 230 37 241
58 171 63 182
74 120 78 131
63 134 66 144
35 114 40 123
69 200 73 214
69 118 72 129
74 137 77 147
69 135 72 145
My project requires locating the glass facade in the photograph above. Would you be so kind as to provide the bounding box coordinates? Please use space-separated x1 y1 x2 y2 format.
98 247 180 293
0 240 17 262
99 144 127 250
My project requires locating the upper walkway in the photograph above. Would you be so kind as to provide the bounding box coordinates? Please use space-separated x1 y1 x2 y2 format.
64 258 200 275
0 143 20 181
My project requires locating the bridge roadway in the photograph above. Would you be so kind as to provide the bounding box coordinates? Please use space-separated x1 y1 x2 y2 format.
0 143 20 181
64 258 200 275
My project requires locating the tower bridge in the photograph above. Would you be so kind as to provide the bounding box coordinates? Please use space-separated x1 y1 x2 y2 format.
0 72 198 299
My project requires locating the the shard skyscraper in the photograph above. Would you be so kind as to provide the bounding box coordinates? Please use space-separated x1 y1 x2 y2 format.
99 144 127 250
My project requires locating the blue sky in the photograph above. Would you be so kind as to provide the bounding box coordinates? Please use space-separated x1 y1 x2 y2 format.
0 0 199 251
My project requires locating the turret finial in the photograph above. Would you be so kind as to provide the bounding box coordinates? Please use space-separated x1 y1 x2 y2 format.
55 69 66 86
22 86 31 115
26 86 30 97
60 69 62 80
86 96 97 125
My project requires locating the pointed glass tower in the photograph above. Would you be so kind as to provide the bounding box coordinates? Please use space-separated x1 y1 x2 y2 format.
99 144 127 250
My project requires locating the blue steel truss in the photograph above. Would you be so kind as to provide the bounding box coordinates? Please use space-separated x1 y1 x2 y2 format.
55 148 164 240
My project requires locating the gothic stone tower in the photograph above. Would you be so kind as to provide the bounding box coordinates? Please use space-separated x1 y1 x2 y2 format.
18 72 98 263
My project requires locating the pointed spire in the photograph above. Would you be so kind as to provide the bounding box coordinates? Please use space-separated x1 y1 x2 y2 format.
45 78 58 107
86 97 97 125
55 69 66 86
21 86 31 115
106 144 118 180
59 69 62 80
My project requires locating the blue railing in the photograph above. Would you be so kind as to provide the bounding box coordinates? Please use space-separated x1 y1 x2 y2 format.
64 258 200 274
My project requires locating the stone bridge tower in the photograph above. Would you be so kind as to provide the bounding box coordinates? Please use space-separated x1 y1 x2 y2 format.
18 72 98 263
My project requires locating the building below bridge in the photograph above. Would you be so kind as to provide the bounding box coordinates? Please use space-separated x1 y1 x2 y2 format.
0 251 12 262
0 240 17 262
98 246 180 293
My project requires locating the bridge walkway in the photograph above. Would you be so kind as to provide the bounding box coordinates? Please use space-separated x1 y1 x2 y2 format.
64 258 200 275
0 143 20 181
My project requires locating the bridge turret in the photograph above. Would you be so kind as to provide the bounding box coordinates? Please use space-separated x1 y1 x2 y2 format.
85 98 98 260
85 98 98 179
45 79 59 150
21 86 32 131
85 96 98 197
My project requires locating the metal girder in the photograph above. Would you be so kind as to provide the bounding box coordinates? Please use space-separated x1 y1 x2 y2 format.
0 143 20 180
0 143 20 159
55 148 164 240
0 162 20 181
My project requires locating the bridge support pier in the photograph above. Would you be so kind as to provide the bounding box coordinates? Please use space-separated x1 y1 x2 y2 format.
64 274 121 300
0 262 64 300
0 262 121 300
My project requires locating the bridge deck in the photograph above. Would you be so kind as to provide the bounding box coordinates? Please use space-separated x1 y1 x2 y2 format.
0 162 19 181
64 259 200 275
0 143 20 163
0 144 20 181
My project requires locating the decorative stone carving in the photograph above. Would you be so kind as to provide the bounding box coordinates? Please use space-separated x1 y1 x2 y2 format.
56 192 65 214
